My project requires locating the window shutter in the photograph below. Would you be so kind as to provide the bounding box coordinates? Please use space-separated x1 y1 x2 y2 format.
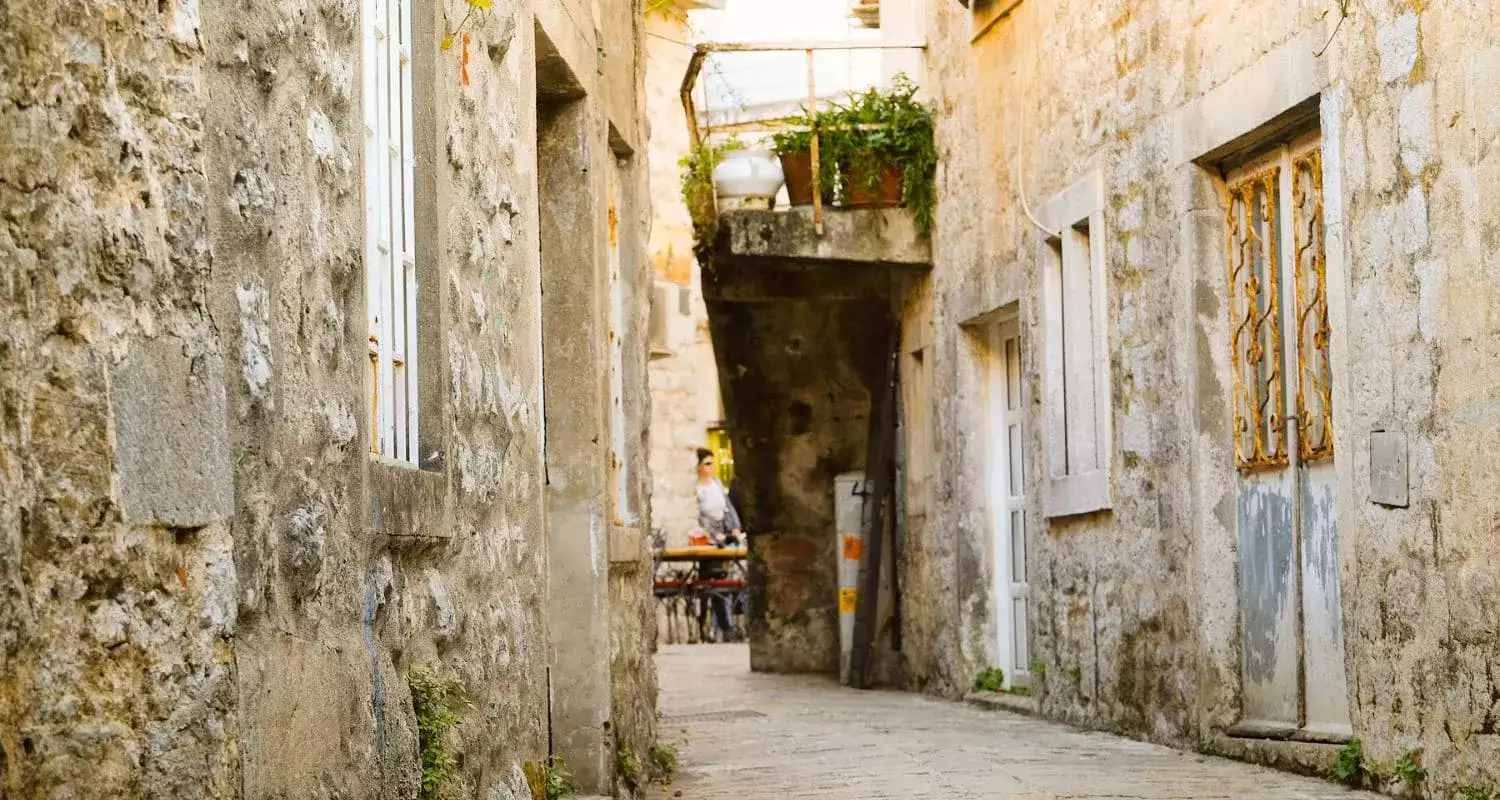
364 0 419 464
1037 171 1112 517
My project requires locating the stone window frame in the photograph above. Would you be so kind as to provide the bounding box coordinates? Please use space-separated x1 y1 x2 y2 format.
1035 169 1113 518
363 0 451 540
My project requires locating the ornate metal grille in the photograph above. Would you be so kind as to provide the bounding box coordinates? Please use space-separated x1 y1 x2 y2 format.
1226 166 1287 470
1292 149 1334 462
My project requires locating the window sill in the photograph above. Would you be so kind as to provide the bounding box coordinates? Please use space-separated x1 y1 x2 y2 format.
368 455 452 542
608 524 647 566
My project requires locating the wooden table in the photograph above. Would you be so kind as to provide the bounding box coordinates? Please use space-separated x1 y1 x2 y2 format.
654 546 748 644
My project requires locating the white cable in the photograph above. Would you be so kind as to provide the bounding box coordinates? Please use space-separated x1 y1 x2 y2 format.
1014 57 1060 239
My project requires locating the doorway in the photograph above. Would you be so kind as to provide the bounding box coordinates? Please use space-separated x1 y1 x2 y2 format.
983 315 1030 690
1224 132 1350 739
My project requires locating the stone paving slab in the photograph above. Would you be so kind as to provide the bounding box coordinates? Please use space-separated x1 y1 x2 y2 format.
656 644 1382 800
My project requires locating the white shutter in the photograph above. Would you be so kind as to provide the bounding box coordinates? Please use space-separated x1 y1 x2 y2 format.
398 0 419 463
1036 171 1112 517
364 0 418 464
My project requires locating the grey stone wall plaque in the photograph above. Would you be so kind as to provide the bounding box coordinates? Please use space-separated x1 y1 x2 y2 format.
111 336 233 527
1369 429 1408 508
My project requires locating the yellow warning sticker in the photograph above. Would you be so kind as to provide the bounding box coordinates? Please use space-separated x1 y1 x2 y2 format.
839 588 857 613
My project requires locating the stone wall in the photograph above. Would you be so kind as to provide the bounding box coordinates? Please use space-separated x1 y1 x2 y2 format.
0 0 656 796
702 208 927 676
708 296 891 674
644 8 724 547
912 0 1500 792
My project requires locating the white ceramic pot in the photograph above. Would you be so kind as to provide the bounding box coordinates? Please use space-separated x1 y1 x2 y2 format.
712 148 784 210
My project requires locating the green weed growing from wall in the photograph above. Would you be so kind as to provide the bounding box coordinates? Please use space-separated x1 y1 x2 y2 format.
971 667 1006 693
1328 739 1363 785
648 742 679 782
409 668 472 800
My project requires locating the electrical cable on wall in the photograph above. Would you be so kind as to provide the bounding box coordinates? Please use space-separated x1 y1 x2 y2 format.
1013 53 1060 240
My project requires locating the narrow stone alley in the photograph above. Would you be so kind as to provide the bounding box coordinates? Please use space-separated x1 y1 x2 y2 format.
657 645 1382 799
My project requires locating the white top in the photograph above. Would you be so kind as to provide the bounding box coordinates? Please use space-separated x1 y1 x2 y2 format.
697 478 728 523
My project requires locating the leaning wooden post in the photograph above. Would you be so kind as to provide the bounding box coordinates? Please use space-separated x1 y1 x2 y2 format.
806 47 823 236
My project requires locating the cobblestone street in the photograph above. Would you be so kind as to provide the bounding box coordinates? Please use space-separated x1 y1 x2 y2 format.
657 644 1381 799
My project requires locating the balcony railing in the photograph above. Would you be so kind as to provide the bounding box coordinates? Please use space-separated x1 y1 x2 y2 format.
680 39 925 235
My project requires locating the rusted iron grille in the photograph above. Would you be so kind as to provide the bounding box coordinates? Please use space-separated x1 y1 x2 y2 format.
1226 165 1288 470
1292 148 1334 463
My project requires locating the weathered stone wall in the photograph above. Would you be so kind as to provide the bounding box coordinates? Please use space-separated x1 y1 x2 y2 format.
707 296 891 674
1 2 242 794
0 0 656 797
913 0 1500 791
644 9 724 547
609 5 661 787
1325 1 1500 789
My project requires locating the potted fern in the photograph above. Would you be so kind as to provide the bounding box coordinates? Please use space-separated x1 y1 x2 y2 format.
822 74 937 232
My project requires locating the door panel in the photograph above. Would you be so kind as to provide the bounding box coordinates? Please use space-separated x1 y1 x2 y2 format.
1301 460 1350 733
1236 470 1299 727
987 319 1029 687
1228 135 1350 736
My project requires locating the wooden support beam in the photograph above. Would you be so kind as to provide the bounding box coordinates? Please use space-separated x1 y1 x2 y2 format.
807 48 823 236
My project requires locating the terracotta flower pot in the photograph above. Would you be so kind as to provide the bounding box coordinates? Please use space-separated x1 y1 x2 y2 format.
779 151 817 206
845 163 903 208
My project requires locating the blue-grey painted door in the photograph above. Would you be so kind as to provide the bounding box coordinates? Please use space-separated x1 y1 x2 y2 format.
1227 136 1350 737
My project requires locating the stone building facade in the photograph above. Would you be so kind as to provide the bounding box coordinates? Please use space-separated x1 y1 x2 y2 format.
896 0 1500 793
0 0 657 797
643 3 726 548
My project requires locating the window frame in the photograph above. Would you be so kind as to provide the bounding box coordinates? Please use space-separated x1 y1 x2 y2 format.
1035 170 1112 518
362 0 421 466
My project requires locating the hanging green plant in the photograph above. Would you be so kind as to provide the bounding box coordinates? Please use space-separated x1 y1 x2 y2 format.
679 135 744 240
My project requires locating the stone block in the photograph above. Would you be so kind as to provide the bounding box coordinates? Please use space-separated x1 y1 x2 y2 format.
965 690 1039 717
369 460 452 541
1370 429 1409 508
609 524 646 565
1398 82 1432 174
110 336 232 528
1207 735 1344 779
1376 12 1419 83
